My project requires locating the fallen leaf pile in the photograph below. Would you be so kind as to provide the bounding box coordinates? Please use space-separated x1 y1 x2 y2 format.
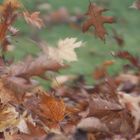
50 72 140 140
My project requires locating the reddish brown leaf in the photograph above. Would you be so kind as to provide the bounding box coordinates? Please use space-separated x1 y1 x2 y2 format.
115 51 140 68
25 92 66 128
39 94 66 123
82 3 115 41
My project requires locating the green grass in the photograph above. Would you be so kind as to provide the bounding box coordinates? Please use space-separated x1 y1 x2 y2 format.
5 0 140 85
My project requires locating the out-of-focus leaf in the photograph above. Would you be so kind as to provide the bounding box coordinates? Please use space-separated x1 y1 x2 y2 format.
23 11 44 29
93 60 115 80
130 0 140 10
115 51 140 68
112 29 124 47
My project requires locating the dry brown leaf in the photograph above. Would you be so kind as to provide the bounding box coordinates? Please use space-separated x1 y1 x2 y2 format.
25 92 66 128
23 11 44 28
88 95 123 118
82 3 115 41
37 94 66 123
9 55 65 78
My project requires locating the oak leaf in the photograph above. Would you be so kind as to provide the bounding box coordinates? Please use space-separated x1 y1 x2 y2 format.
82 3 115 41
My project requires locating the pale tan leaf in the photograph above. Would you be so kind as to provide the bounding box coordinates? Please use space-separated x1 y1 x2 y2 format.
42 38 83 64
77 117 109 133
118 92 140 131
130 0 140 10
17 118 29 134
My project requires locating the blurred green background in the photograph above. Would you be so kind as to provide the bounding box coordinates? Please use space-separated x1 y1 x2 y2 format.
2 0 140 85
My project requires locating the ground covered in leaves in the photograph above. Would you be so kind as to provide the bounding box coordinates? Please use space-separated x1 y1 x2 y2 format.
0 59 140 140
0 0 140 140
